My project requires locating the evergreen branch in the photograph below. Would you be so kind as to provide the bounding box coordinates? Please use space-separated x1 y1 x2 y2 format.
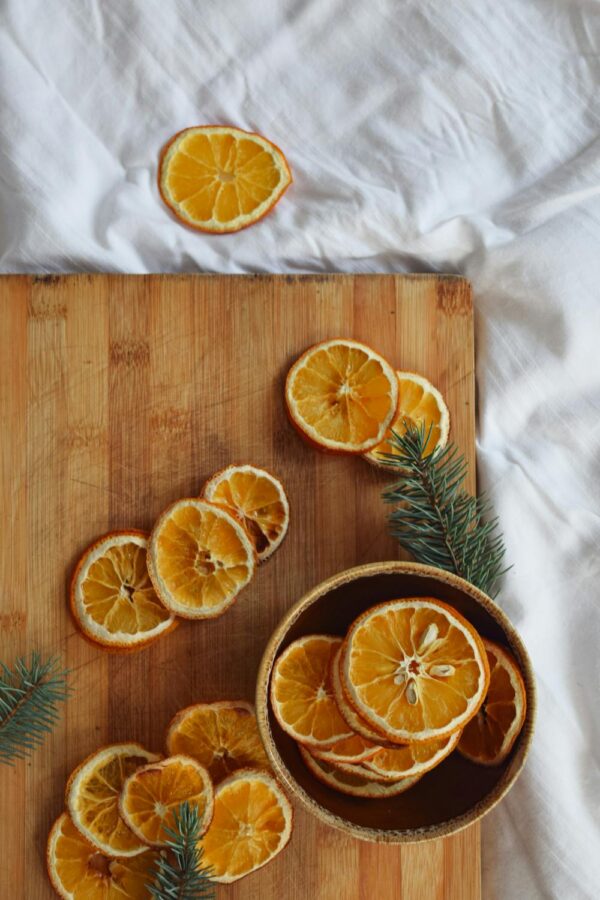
382 424 509 597
0 653 70 765
149 802 216 900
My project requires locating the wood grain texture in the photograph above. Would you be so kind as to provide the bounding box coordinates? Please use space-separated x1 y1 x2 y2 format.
0 274 478 900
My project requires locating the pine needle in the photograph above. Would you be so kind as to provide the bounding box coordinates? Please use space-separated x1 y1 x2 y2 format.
0 653 70 765
382 424 509 597
149 801 216 900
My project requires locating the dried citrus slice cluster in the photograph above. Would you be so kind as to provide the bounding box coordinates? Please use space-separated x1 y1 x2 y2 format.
166 700 270 783
364 370 450 469
269 598 526 799
285 339 450 464
70 464 289 646
48 743 168 899
203 465 290 562
47 813 161 900
47 701 291 895
120 755 214 848
158 125 292 234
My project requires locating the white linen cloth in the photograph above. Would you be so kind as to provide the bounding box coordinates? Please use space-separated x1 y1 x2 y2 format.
2 1 599 897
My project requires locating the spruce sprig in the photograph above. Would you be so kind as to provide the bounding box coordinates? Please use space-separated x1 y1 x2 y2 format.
149 801 216 900
0 653 70 765
382 424 509 597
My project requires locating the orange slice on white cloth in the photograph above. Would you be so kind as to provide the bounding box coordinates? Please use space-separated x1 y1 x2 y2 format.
159 125 292 233
458 639 527 765
342 598 489 743
285 339 398 453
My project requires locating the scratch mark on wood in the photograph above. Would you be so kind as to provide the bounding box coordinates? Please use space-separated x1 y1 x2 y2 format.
109 339 150 367
149 408 192 440
0 611 27 630
64 424 109 450
28 298 67 319
32 274 61 285
437 279 472 315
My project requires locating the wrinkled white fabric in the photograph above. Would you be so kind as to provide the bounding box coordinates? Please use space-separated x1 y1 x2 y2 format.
2 1 599 897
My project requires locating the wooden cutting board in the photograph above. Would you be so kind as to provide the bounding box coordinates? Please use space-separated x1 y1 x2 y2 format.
0 274 478 900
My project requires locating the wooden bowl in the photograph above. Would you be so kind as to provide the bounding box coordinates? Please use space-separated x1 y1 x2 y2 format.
256 561 536 843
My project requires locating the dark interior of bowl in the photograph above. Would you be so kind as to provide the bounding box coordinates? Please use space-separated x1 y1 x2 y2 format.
267 570 533 835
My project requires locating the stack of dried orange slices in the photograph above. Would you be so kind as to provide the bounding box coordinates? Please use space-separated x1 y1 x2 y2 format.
270 598 527 798
284 338 450 467
69 464 289 650
47 701 292 897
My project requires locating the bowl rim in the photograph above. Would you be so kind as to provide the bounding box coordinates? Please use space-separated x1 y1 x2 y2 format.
256 560 536 844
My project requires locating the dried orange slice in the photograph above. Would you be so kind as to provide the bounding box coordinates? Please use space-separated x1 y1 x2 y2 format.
303 752 389 781
120 755 214 847
458 639 527 766
66 744 160 857
199 769 293 883
343 598 489 743
70 531 177 650
311 731 377 765
299 746 421 798
270 635 353 748
148 499 255 619
47 813 160 900
364 730 460 780
364 371 450 468
158 125 292 234
202 464 289 562
285 339 398 453
330 645 398 747
166 701 270 783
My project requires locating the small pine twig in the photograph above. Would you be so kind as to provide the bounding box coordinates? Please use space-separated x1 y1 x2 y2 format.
0 653 70 765
149 801 216 900
382 424 509 597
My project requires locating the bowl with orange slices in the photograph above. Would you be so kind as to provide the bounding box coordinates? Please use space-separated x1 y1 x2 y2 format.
256 560 535 843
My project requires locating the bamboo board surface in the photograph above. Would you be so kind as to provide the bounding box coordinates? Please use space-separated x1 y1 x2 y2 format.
0 274 478 900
